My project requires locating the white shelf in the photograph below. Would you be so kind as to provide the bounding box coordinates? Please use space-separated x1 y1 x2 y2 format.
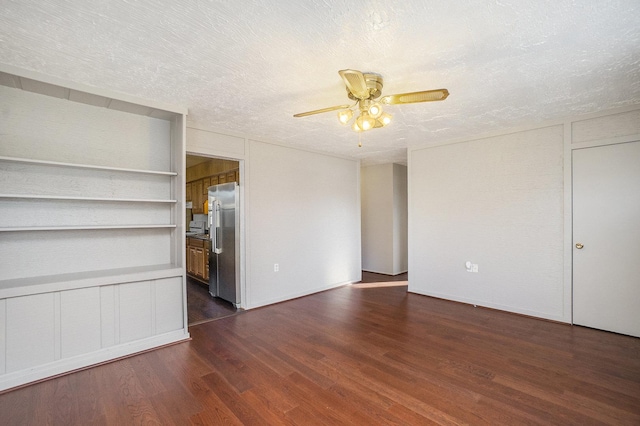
0 66 188 392
0 264 183 299
0 155 177 176
0 225 176 232
0 194 177 203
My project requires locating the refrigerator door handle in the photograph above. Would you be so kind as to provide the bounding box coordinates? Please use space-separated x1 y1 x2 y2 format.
207 200 213 230
214 200 222 254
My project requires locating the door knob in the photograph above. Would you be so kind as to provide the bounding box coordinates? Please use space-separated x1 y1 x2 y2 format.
575 243 584 249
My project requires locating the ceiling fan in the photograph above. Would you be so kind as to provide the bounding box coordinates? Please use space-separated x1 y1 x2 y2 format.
294 69 449 138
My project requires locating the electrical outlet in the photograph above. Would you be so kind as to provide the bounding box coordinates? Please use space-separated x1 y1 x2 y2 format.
274 263 279 272
465 261 479 273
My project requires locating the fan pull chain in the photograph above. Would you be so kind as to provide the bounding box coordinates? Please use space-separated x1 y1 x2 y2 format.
358 132 362 148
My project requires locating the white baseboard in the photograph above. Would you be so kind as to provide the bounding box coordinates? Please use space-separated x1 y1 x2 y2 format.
0 330 190 392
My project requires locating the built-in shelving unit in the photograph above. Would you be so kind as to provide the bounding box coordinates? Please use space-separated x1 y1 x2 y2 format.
0 155 179 176
0 264 183 299
0 194 177 203
0 225 177 232
0 65 189 392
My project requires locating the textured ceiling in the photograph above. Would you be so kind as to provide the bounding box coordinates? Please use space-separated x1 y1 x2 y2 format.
1 1 639 165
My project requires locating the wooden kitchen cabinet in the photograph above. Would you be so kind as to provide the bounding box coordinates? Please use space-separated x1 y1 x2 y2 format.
186 237 209 283
187 246 197 275
186 246 191 273
185 182 192 202
192 180 203 213
194 247 204 277
186 168 239 213
204 246 210 281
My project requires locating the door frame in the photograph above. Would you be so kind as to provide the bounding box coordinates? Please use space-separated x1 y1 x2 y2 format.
185 125 248 311
565 105 640 325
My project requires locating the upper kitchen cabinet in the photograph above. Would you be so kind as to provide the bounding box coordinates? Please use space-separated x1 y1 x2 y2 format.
0 65 189 391
185 156 239 214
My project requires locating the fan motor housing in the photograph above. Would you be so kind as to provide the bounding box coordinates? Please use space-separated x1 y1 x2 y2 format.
347 72 383 100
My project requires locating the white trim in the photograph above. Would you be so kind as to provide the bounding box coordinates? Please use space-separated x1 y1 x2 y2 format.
408 103 640 154
570 133 640 150
565 109 640 326
0 63 187 115
407 147 416 294
0 156 177 176
245 281 352 310
563 122 574 324
183 149 248 311
0 265 183 299
245 139 253 308
569 104 640 125
409 289 569 324
355 159 363 284
0 300 5 375
0 194 176 204
185 120 248 141
186 120 360 163
54 293 62 361
0 225 176 232
238 157 248 310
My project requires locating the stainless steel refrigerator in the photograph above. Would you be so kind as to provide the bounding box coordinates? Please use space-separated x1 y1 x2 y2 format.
207 182 240 306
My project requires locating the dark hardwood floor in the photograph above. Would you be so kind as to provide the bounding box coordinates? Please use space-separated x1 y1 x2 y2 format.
187 276 238 325
361 270 408 283
186 271 406 325
2 282 639 425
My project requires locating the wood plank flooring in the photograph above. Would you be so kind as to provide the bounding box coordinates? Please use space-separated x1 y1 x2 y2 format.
2 279 639 425
186 276 238 325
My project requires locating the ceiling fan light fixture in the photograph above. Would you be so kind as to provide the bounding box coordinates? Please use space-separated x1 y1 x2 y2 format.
356 112 375 131
368 102 382 118
379 112 392 126
337 109 353 124
293 69 448 142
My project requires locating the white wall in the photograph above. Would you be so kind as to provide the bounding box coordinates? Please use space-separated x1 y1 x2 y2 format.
186 126 362 310
361 164 393 273
392 164 408 274
246 140 361 308
361 163 408 275
409 125 566 321
408 106 640 324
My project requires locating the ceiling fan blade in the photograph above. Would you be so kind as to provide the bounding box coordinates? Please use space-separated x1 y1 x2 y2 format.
338 69 369 100
293 104 351 118
380 89 449 105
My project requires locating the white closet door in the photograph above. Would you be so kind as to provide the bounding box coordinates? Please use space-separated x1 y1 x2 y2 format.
572 141 640 337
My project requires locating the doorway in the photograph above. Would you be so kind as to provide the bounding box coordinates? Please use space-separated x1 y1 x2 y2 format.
185 154 243 325
360 163 408 281
572 140 640 337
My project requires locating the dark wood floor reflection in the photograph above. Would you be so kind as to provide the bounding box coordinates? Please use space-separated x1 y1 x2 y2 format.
361 270 408 283
187 271 403 325
2 283 639 424
186 276 238 325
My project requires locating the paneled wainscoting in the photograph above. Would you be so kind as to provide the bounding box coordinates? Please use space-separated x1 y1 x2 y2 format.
1 282 639 424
